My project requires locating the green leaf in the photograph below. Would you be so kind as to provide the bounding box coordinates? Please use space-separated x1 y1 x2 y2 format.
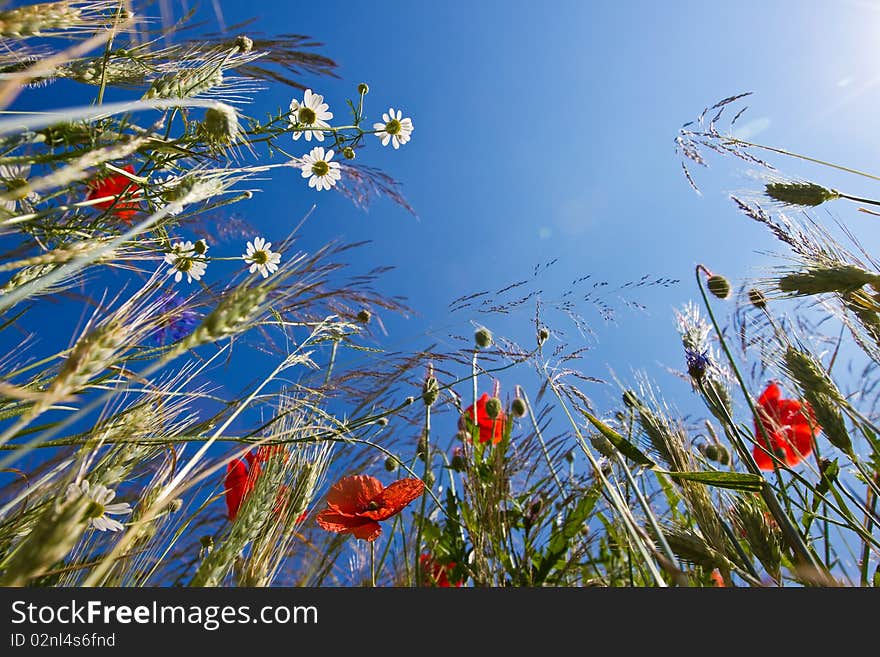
582 410 655 468
534 486 600 584
665 470 763 492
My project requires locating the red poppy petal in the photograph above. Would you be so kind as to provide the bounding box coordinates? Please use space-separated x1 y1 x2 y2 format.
758 382 781 407
363 478 425 520
224 460 249 520
325 474 384 515
315 510 381 541
752 442 775 471
350 520 382 542
785 425 814 465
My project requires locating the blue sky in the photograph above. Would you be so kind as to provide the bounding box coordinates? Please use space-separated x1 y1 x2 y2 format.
7 0 880 488
210 0 880 409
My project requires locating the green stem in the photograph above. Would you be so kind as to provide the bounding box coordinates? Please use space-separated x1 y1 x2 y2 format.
694 265 821 572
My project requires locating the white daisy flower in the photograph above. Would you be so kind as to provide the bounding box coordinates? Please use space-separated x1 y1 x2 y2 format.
66 479 132 532
373 108 414 149
153 174 184 217
0 163 39 213
300 147 341 191
164 240 208 284
289 89 333 142
242 236 282 278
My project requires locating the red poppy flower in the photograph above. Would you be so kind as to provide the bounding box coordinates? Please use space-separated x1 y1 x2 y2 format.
85 164 141 223
315 474 424 542
420 553 464 587
225 450 261 521
459 392 505 444
752 382 820 471
710 569 725 587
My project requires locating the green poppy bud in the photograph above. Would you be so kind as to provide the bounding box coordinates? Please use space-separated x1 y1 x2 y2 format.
484 397 502 420
707 275 731 299
748 288 767 309
422 376 439 407
475 327 493 348
511 397 527 418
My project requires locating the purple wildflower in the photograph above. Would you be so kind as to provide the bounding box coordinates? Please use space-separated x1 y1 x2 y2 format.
151 292 199 345
685 347 710 382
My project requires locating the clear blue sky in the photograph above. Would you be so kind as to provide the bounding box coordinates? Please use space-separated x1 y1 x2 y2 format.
8 0 880 477
212 0 880 410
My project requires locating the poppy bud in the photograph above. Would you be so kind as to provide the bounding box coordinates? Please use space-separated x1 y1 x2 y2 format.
343 147 356 160
357 83 370 95
484 396 502 420
538 327 550 345
707 275 731 299
475 327 493 348
404 396 415 405
356 309 372 323
422 376 439 407
716 444 730 465
199 535 214 555
564 450 575 463
748 288 767 309
511 397 527 418
423 471 435 487
200 104 239 146
384 456 398 472
703 443 720 461
451 447 466 472
417 435 428 461
376 416 389 426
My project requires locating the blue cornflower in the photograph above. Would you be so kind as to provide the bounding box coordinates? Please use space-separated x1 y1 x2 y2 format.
685 347 710 382
151 292 199 345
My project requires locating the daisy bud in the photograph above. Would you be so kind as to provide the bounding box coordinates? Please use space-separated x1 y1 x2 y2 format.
234 35 254 53
356 309 372 323
376 416 389 426
748 288 767 309
475 327 493 348
511 397 527 418
422 376 439 407
357 83 370 95
404 396 415 405
193 239 208 255
169 498 183 513
484 397 502 420
384 456 398 472
343 147 356 160
707 275 731 299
